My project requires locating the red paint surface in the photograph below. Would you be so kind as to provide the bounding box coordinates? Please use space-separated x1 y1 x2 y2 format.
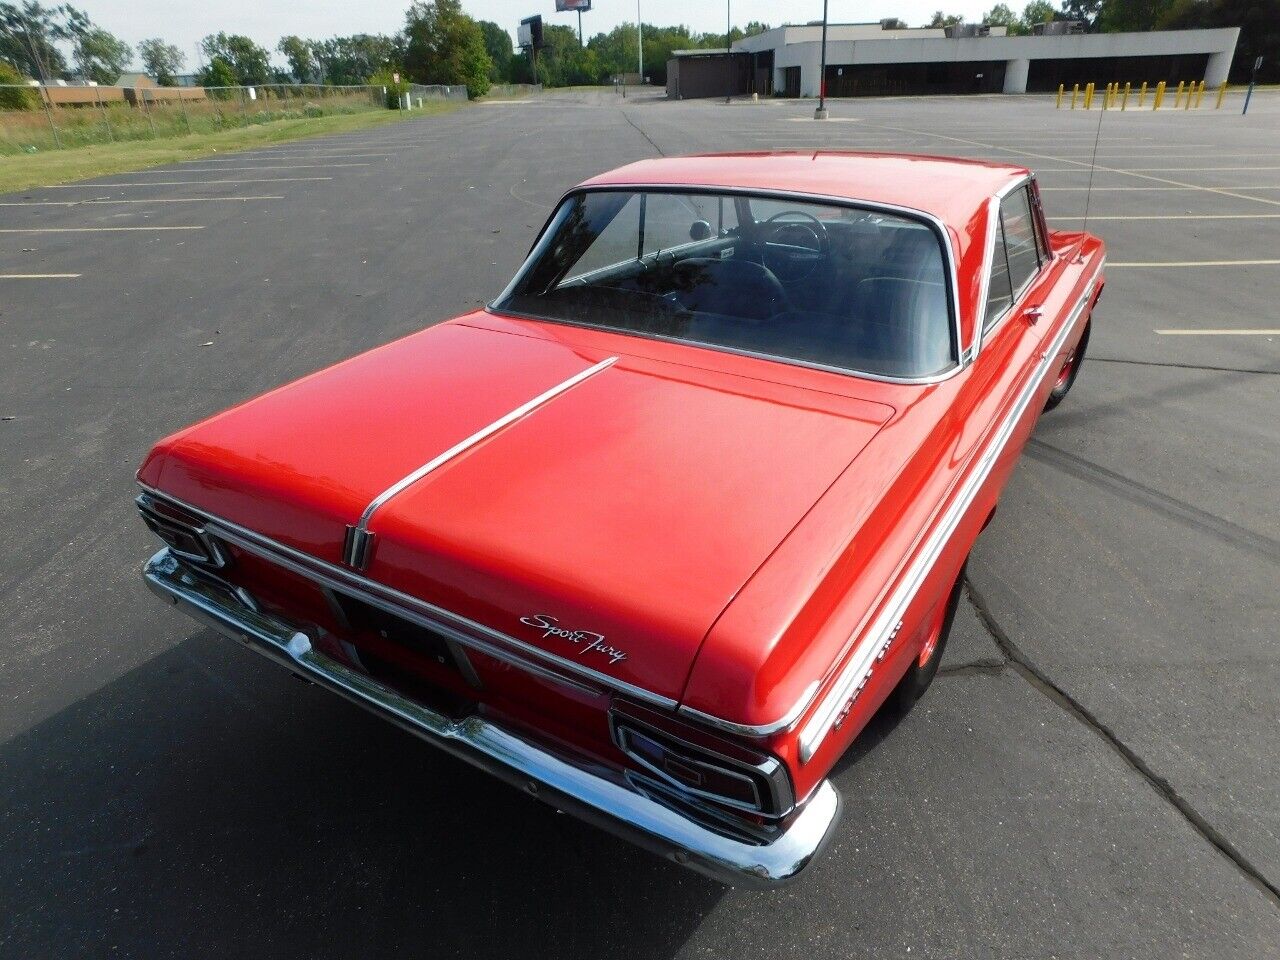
140 154 1104 816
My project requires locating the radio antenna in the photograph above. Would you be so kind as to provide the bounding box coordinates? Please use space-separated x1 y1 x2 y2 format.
1079 95 1106 245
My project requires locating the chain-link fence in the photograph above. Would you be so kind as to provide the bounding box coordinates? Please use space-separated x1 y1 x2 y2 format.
0 83 386 155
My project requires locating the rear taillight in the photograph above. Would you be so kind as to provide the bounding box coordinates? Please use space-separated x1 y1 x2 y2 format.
137 494 228 569
610 704 793 817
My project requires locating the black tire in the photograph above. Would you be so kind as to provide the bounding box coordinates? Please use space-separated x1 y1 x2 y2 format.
1044 320 1090 412
884 566 966 717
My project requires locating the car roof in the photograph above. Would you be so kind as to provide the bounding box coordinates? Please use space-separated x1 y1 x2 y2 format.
578 150 1029 239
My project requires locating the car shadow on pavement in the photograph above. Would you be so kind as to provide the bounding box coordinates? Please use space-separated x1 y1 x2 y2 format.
0 629 725 958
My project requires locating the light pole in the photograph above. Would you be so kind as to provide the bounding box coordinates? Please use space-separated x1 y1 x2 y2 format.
724 0 732 104
637 0 643 82
814 0 829 119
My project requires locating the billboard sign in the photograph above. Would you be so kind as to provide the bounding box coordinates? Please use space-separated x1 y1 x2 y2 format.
518 14 544 48
556 0 592 10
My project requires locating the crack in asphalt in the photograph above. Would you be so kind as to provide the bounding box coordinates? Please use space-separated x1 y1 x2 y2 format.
963 579 1280 909
619 104 666 158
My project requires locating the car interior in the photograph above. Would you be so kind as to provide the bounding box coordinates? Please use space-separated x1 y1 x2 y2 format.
497 190 957 380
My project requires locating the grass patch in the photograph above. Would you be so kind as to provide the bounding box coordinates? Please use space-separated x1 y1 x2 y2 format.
0 100 464 194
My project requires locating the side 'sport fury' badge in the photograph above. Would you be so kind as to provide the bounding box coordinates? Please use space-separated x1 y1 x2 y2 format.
519 614 628 665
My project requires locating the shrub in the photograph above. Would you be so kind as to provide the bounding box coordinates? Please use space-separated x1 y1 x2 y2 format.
369 69 409 109
0 62 36 110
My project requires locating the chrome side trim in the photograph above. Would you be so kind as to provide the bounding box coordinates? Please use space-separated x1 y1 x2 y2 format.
137 483 675 710
492 183 966 385
344 356 618 568
797 261 1104 763
677 680 820 738
143 548 841 887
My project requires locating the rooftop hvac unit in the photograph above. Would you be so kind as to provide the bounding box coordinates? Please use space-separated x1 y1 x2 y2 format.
944 23 986 38
1032 20 1086 35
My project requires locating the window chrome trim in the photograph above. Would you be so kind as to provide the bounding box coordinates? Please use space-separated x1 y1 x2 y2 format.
137 483 674 710
797 259 1105 763
974 176 1048 359
491 183 966 387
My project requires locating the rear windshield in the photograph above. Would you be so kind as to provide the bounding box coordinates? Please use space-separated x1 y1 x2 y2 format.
494 189 955 379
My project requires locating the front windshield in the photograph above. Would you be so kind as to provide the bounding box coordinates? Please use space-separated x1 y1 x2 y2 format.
494 189 956 379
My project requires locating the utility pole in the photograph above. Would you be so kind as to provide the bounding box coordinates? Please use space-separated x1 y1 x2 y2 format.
724 0 732 103
637 0 643 82
814 0 829 119
578 9 583 46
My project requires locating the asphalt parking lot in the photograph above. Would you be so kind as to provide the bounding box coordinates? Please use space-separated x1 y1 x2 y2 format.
2 88 1277 958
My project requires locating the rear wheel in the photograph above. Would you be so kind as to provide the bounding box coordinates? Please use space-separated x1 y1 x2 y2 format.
1044 321 1090 411
884 566 965 717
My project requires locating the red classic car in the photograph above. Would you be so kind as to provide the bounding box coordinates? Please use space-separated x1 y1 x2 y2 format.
138 152 1104 886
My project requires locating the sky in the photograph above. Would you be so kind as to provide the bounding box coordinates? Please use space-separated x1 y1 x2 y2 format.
83 1 994 70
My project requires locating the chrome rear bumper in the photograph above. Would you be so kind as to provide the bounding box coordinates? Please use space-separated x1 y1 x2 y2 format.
143 549 841 887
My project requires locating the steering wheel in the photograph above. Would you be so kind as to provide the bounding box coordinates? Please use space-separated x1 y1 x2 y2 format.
762 210 830 284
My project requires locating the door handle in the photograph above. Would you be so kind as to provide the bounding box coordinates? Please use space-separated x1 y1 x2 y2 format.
1024 304 1044 324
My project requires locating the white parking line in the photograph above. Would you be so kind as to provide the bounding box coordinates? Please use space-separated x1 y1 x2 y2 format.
1155 329 1280 335
171 161 371 168
0 272 80 279
0 226 205 232
38 178 334 187
1053 214 1280 221
0 197 283 206
134 163 369 171
1043 186 1280 191
181 154 389 162
1111 260 1280 267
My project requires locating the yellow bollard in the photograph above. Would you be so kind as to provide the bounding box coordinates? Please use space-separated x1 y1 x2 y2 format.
1195 80 1205 107
1122 81 1130 110
1154 81 1165 110
1070 82 1079 109
1138 80 1147 107
1056 83 1064 108
1216 80 1227 109
1175 80 1185 107
1084 82 1094 110
1184 81 1193 109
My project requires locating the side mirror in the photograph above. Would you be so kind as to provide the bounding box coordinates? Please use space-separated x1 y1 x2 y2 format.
689 220 712 242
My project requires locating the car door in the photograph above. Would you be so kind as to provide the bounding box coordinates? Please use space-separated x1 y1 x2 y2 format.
965 181 1064 502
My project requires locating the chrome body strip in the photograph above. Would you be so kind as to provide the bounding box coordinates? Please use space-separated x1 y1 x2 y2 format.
138 483 676 710
492 183 969 384
143 549 840 887
677 680 821 738
797 259 1104 762
344 356 618 567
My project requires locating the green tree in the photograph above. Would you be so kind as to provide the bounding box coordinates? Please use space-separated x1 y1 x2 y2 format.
1158 0 1279 82
73 25 129 83
925 10 966 26
0 56 35 105
277 35 317 82
983 3 1022 30
1097 0 1177 31
196 54 238 89
138 37 184 85
1059 0 1103 29
476 20 511 81
200 32 271 85
404 0 492 97
311 34 402 84
1021 0 1058 27
0 2 76 80
879 18 908 29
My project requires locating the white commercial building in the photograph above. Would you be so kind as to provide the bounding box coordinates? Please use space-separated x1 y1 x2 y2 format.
668 21 1239 99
